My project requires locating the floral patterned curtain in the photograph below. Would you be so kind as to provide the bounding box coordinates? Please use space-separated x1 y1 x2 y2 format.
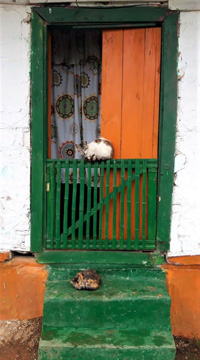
51 29 101 182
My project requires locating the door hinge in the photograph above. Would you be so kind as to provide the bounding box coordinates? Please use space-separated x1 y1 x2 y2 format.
46 182 50 192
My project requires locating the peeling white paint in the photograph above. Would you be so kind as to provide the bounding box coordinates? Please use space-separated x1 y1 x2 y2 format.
169 12 200 257
174 154 185 173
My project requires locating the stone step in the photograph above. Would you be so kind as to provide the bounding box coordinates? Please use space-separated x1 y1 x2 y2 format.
39 328 175 360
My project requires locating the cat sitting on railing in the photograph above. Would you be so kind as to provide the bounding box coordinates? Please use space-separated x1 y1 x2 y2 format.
76 137 114 162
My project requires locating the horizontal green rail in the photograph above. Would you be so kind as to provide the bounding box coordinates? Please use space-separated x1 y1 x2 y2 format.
46 159 158 167
45 159 158 251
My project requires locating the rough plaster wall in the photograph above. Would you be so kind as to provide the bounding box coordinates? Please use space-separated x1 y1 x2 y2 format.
169 0 200 10
169 12 200 256
0 5 31 251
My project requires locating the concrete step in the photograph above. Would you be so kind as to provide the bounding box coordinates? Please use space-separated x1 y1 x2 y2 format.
43 267 171 330
45 263 156 282
39 265 175 360
39 328 175 360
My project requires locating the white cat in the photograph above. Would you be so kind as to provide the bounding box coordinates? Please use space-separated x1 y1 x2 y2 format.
76 137 114 161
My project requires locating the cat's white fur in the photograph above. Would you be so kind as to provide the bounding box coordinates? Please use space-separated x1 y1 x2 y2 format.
76 137 114 161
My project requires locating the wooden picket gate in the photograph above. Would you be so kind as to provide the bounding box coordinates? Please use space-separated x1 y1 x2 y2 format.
45 158 158 251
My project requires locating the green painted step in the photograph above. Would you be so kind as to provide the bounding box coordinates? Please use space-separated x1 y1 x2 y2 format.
39 265 175 360
44 296 170 330
39 328 175 360
46 264 164 281
43 268 171 330
39 345 175 360
41 327 173 347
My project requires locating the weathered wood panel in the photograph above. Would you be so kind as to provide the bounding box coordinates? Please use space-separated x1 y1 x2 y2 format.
101 28 161 241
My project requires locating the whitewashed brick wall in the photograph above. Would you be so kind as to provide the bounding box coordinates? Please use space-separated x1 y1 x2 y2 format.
0 5 31 251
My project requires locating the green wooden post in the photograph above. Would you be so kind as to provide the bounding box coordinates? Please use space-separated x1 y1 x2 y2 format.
78 160 85 249
127 159 132 249
46 163 51 249
49 162 56 249
120 161 125 249
157 13 178 251
93 164 98 248
86 163 92 249
135 160 140 249
148 167 158 244
105 160 110 249
55 162 61 249
112 161 117 249
142 160 147 249
63 161 69 249
71 162 77 248
99 162 104 249
31 12 48 252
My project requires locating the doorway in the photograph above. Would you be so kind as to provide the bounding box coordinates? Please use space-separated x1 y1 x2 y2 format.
31 7 178 255
46 26 161 251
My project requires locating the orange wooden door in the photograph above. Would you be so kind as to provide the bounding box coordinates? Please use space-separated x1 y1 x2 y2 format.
101 28 161 240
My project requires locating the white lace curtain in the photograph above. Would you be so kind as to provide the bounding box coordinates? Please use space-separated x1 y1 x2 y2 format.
51 29 102 167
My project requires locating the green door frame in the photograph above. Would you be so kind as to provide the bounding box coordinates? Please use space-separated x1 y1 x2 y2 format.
31 6 179 259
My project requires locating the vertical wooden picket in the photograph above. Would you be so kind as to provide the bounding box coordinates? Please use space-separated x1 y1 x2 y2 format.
135 160 140 249
99 162 104 249
120 161 125 249
105 160 110 249
86 163 92 249
112 161 117 249
71 162 77 248
127 160 132 249
55 162 61 249
63 161 69 248
148 167 158 241
78 160 85 249
93 164 98 248
142 160 147 249
49 162 55 249
46 164 51 248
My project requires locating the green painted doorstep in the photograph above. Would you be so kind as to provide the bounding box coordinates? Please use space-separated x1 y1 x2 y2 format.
36 250 165 266
38 265 175 360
